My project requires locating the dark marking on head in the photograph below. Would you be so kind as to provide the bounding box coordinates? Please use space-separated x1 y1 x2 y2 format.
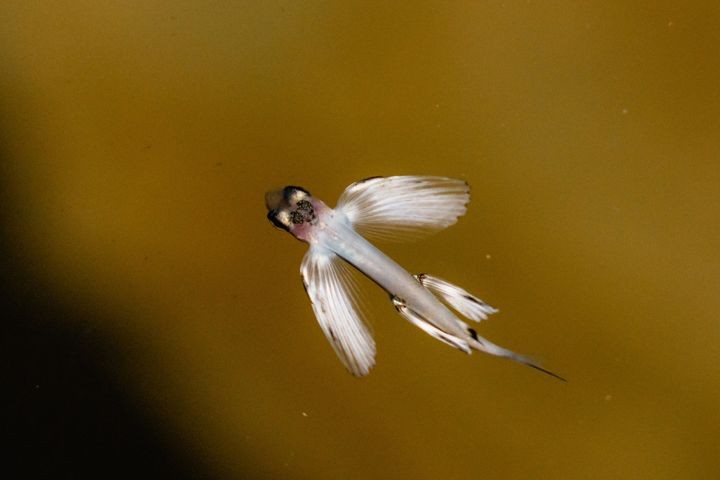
468 327 479 341
463 180 471 206
290 199 316 225
267 209 290 232
283 185 310 200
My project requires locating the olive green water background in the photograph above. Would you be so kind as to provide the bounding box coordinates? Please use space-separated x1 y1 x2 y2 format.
2 2 719 479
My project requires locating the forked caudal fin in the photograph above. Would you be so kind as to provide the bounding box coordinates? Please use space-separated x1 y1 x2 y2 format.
467 325 567 382
412 273 566 382
525 363 567 382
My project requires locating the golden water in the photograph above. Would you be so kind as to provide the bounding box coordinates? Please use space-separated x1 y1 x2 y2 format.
2 2 719 478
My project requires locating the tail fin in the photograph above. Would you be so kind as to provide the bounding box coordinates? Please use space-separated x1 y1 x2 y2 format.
524 362 567 382
408 273 566 382
469 336 567 382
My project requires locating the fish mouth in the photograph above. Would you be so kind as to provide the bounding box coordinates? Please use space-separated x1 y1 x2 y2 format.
265 188 285 211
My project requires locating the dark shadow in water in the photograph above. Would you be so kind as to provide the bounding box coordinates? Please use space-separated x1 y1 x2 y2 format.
0 120 228 480
2 280 213 479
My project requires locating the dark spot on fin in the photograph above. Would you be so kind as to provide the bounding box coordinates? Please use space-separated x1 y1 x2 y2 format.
461 180 471 206
290 210 303 224
463 294 488 307
327 327 337 341
468 327 478 341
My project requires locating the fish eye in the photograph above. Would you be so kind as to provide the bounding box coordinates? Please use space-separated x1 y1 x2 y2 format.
283 186 311 205
267 209 291 231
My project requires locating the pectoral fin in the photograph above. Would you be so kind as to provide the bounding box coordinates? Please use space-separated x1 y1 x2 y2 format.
301 247 376 377
335 176 470 242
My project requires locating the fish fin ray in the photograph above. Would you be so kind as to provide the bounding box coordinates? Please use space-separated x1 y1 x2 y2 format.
301 247 375 377
469 337 567 382
392 297 471 353
415 273 498 322
335 176 470 242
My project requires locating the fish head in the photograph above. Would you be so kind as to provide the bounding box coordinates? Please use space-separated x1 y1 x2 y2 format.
266 186 326 242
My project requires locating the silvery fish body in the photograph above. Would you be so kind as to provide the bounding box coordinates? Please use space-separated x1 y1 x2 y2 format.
266 176 563 380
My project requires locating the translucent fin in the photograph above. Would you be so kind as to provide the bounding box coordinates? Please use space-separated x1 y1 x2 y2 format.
392 297 471 354
335 176 470 242
301 247 375 377
468 336 567 382
415 273 498 322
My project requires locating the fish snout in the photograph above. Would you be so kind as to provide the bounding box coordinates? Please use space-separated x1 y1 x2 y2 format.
265 186 315 234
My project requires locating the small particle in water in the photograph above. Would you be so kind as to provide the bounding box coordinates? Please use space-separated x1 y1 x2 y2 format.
301 412 308 417
604 394 613 402
621 108 629 115
668 20 674 27
485 254 492 259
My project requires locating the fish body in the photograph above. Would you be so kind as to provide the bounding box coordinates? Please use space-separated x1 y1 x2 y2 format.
266 176 563 380
309 207 464 336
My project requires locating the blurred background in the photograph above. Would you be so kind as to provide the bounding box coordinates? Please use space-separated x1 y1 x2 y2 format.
2 2 719 479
